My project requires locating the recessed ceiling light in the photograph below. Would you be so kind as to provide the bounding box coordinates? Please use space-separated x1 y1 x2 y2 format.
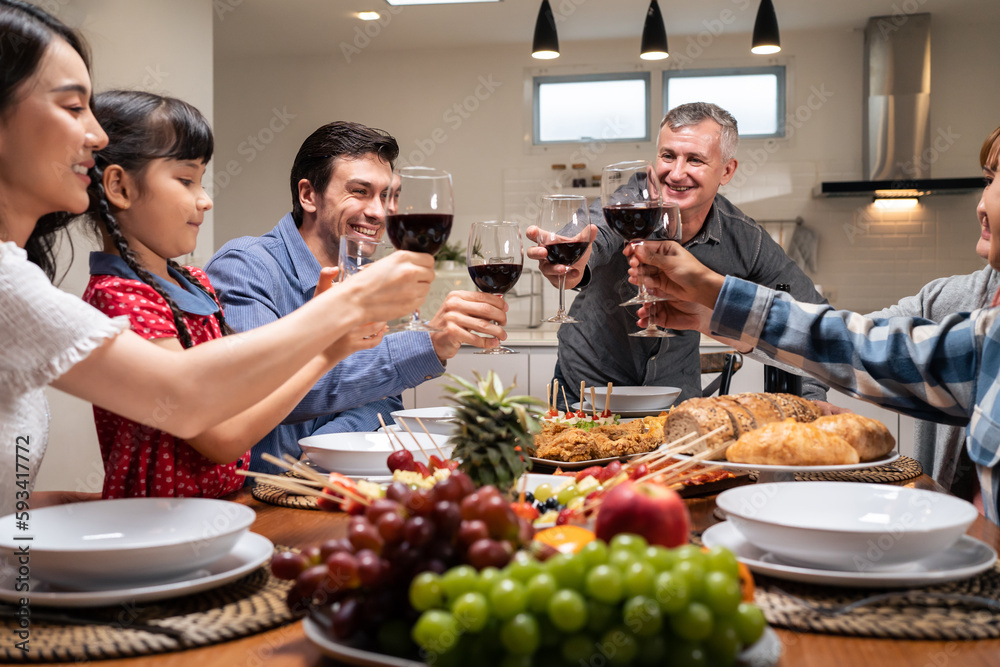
385 1 501 5
357 11 381 20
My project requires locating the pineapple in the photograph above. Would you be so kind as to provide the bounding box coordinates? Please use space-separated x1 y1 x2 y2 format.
445 371 545 494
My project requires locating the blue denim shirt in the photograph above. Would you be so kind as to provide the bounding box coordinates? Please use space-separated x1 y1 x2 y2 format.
713 276 1000 525
205 213 445 476
555 191 828 406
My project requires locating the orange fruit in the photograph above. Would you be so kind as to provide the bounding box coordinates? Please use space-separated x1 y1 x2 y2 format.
533 525 597 554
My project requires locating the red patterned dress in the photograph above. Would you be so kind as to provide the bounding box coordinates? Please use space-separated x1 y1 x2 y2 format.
83 252 250 499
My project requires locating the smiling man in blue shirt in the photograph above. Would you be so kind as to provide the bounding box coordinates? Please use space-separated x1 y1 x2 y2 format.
206 122 507 475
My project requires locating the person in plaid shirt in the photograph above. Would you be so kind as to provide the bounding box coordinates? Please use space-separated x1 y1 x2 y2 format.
627 126 1000 525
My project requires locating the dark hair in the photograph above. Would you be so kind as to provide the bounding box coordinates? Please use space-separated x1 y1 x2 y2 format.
1 0 93 281
289 121 399 226
89 89 231 348
981 126 1000 172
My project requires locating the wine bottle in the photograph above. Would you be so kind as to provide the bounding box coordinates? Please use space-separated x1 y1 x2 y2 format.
763 284 803 395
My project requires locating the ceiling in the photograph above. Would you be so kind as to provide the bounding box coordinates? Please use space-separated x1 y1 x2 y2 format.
215 0 1000 58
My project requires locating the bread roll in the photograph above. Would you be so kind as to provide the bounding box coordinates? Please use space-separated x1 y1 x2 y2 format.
731 393 784 425
726 419 860 466
768 393 822 423
715 397 758 437
812 414 895 461
664 398 736 457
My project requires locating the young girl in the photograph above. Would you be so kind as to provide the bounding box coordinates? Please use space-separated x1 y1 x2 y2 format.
82 90 379 498
0 0 434 514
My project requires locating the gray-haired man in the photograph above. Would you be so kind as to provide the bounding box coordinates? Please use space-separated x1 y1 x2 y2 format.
526 102 829 409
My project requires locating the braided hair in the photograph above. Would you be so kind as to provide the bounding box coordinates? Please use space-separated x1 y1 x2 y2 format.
88 90 233 348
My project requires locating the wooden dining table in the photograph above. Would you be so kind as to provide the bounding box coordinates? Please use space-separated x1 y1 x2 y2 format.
65 474 1000 667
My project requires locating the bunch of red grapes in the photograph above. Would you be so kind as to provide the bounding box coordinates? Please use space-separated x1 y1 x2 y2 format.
269 470 537 639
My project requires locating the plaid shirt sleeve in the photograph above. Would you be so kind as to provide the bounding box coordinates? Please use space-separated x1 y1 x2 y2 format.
710 276 980 425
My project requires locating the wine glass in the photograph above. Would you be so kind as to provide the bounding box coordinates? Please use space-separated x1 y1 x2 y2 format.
338 236 393 282
467 221 523 355
601 160 681 338
536 194 591 323
385 166 454 332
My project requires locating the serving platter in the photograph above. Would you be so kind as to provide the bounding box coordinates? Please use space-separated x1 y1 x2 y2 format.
303 616 783 666
573 401 672 419
674 451 901 483
0 532 273 608
703 521 996 588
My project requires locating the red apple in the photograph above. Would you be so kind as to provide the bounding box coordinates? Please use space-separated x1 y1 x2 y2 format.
594 481 690 548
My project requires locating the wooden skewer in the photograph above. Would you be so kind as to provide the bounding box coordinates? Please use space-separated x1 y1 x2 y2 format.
633 439 730 485
545 382 552 412
604 382 612 416
627 431 697 468
553 379 560 413
396 417 431 462
377 413 410 454
414 416 448 460
237 470 346 504
264 453 373 506
590 387 597 419
562 386 570 414
518 471 529 504
376 413 397 451
579 381 586 412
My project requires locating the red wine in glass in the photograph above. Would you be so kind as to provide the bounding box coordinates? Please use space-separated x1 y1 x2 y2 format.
385 213 453 255
385 167 454 332
537 194 591 324
602 203 663 241
545 241 589 266
467 220 523 355
468 263 522 294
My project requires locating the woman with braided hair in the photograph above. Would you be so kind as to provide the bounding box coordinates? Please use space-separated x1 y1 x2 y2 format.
0 0 434 514
82 91 384 498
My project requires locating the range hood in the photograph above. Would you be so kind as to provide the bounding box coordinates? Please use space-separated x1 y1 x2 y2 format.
814 13 983 199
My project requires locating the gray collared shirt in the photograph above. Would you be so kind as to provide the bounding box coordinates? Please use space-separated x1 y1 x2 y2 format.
554 191 828 406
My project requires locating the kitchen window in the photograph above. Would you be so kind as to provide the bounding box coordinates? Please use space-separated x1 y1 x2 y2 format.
663 66 785 138
533 72 651 145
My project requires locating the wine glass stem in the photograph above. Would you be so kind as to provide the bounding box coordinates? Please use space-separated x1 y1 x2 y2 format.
630 240 649 300
557 273 567 316
410 310 421 325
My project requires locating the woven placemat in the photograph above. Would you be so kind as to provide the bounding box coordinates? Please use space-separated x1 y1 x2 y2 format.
251 471 320 510
793 455 922 483
0 564 296 662
753 561 1000 640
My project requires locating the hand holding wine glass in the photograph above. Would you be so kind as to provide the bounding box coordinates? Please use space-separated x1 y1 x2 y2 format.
385 166 454 332
601 160 681 337
467 221 523 355
534 194 592 323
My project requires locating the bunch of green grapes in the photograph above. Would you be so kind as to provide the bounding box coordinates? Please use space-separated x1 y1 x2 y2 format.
406 535 767 667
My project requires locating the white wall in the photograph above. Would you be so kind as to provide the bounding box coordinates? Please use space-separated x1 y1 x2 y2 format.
214 14 999 316
35 0 214 492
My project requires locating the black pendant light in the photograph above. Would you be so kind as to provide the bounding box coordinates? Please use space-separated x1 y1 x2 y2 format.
640 0 668 61
531 0 559 60
751 0 781 54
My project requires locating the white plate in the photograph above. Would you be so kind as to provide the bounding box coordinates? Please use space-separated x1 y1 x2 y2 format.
390 407 458 435
675 451 901 474
574 401 671 418
303 616 782 666
300 432 453 476
0 532 273 608
716 482 977 570
0 497 255 589
702 521 996 588
588 385 681 412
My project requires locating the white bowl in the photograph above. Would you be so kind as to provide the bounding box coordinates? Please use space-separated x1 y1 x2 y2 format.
716 482 978 571
299 431 453 475
390 407 459 435
0 497 255 589
588 386 681 412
